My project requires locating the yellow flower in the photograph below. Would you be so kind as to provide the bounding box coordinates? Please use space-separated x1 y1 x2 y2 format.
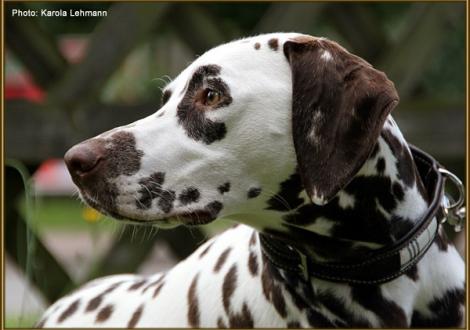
82 207 103 223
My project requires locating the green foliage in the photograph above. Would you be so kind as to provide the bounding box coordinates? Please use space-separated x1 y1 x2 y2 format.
419 15 465 100
5 314 41 328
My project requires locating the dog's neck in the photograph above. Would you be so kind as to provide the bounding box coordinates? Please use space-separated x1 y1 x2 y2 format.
237 119 430 262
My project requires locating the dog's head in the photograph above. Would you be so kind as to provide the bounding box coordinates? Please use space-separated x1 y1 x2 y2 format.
65 33 398 228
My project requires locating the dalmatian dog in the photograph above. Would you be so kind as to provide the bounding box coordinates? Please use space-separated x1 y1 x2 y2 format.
37 33 465 328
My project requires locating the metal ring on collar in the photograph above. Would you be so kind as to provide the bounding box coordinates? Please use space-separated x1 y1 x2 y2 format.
439 167 466 232
439 168 465 209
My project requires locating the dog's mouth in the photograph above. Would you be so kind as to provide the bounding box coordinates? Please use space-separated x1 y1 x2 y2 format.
80 190 217 228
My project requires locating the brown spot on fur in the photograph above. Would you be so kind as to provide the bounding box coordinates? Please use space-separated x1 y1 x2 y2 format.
392 182 404 201
411 287 464 327
376 157 386 174
381 130 417 188
142 274 165 293
271 284 287 318
248 251 259 276
161 90 172 106
187 274 200 327
218 182 231 194
214 247 232 273
58 299 80 323
157 111 165 117
95 304 114 323
86 282 123 313
261 260 287 318
206 201 223 218
435 230 449 251
36 317 47 328
261 261 271 301
106 131 144 177
136 172 165 209
86 295 103 313
128 279 147 291
178 187 201 205
50 304 61 314
268 38 279 51
247 187 262 198
181 201 224 225
287 321 301 328
158 189 176 213
199 242 214 258
217 317 227 328
128 304 144 328
153 282 165 298
254 42 260 50
249 231 257 246
405 264 419 281
228 302 254 328
223 265 237 312
351 286 407 327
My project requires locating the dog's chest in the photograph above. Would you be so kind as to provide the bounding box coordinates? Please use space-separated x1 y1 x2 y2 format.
39 224 463 328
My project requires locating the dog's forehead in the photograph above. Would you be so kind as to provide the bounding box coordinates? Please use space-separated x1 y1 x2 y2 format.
201 33 297 60
165 33 307 91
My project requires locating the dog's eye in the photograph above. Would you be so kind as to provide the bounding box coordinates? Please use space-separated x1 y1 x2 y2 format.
202 89 221 106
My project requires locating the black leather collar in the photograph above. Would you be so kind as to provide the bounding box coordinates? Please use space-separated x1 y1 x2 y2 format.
260 145 445 285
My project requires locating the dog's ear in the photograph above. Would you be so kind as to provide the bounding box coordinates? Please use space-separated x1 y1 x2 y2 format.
283 37 399 205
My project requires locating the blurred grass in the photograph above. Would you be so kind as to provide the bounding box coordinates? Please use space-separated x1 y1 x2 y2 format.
17 195 232 236
5 314 39 328
18 196 112 232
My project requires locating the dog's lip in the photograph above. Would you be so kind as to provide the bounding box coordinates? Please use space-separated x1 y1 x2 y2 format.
80 192 214 227
176 210 215 225
80 193 124 220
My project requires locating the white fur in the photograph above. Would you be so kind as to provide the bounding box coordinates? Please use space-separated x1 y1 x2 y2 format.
320 50 333 61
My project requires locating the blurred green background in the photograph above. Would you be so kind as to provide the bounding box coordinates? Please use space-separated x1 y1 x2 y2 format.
4 2 466 327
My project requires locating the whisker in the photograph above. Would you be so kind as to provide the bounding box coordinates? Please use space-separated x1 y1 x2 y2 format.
255 187 295 211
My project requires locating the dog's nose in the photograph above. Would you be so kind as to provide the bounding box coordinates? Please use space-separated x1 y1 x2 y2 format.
64 141 103 178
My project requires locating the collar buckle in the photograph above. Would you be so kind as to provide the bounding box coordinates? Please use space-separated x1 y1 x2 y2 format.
439 168 466 232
